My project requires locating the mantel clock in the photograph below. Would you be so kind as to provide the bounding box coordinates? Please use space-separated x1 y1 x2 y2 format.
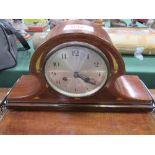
7 20 154 112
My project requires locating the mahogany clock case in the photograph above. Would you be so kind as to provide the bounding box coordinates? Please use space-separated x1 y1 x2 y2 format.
6 20 155 112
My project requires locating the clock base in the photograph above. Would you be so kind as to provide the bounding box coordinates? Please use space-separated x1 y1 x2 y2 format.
6 75 154 112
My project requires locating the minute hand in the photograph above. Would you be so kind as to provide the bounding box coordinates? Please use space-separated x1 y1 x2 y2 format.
74 72 96 85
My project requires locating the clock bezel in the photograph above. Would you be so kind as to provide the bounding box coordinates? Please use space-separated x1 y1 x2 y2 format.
43 41 111 97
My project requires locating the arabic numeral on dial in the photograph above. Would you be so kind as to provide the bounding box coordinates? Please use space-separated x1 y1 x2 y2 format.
98 72 101 76
61 53 67 59
72 50 79 56
51 72 56 76
56 80 61 85
87 54 89 60
94 62 99 67
53 62 60 67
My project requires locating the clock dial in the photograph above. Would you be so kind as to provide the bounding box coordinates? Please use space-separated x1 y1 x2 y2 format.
44 42 109 97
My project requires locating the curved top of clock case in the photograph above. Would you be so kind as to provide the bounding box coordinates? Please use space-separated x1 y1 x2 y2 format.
29 20 125 95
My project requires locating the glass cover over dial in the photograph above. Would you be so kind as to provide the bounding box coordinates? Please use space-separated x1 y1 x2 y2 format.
44 42 109 97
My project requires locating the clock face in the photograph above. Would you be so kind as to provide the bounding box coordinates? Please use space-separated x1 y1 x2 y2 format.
44 42 110 97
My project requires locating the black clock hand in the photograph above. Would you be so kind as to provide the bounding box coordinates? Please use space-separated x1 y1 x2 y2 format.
74 72 96 85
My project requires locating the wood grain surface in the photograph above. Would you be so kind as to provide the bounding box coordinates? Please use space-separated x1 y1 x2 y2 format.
0 88 155 134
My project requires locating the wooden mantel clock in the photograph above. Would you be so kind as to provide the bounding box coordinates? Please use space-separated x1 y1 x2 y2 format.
7 20 155 112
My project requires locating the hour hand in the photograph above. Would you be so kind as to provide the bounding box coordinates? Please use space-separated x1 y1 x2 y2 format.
74 72 96 85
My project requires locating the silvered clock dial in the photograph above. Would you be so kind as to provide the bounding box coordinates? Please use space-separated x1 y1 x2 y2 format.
44 42 110 97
